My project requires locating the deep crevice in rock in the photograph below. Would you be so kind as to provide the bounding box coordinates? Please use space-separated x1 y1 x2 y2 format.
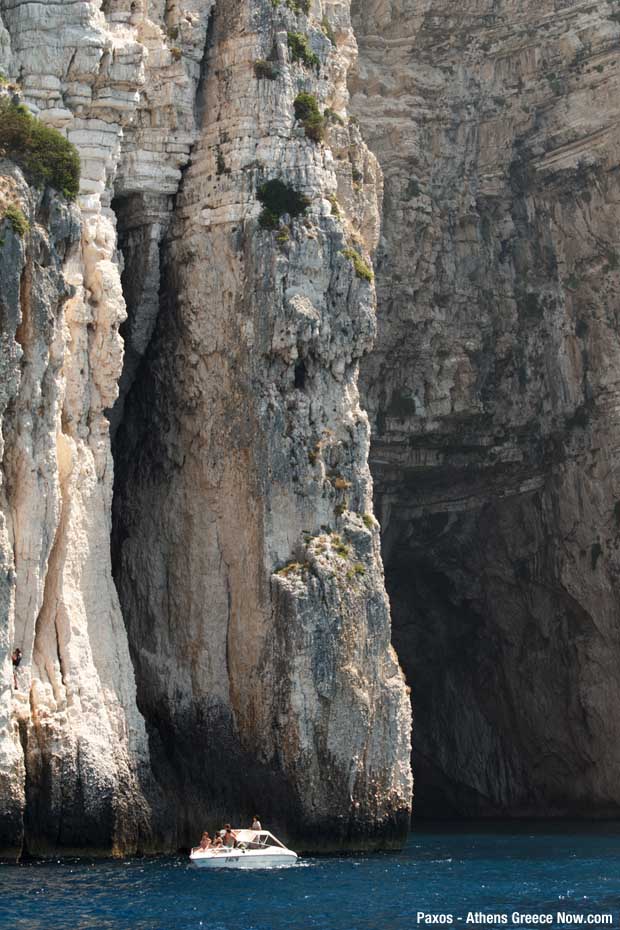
108 192 172 442
294 360 307 391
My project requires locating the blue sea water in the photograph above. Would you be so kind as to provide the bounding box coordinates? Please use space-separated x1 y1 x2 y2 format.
2 826 620 930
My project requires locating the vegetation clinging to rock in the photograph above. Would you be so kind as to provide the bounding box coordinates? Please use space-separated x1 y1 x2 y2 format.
332 535 351 558
287 32 319 69
254 59 279 80
321 16 336 45
293 92 325 143
257 179 310 229
342 248 374 282
327 193 340 217
324 108 344 126
275 560 309 577
0 98 80 199
2 204 29 237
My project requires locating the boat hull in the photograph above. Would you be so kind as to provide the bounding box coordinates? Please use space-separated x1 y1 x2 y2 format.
190 850 298 870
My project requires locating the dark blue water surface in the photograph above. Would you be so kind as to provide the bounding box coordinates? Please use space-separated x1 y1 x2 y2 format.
2 826 620 930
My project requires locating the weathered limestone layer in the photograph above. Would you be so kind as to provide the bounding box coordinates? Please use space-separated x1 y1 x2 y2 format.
0 0 157 844
0 0 213 856
0 161 152 857
0 0 411 855
351 0 620 816
113 0 412 851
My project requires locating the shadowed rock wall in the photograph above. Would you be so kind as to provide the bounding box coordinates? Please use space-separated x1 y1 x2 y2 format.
351 0 620 816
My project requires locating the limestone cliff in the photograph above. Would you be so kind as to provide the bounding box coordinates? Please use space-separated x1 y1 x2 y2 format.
0 0 411 858
9 0 619 849
113 0 411 851
0 0 188 856
0 158 151 857
350 0 620 816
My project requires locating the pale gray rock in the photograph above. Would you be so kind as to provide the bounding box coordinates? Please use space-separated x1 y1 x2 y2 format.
113 0 412 852
0 161 150 857
0 0 212 854
0 0 411 856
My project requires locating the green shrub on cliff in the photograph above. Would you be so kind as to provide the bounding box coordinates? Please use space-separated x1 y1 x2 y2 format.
254 59 279 80
257 179 310 229
0 98 80 199
332 535 351 558
293 92 325 143
287 32 319 69
324 107 344 126
3 204 29 237
341 248 373 282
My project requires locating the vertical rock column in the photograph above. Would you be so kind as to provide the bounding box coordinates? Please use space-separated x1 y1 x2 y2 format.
0 1 154 856
0 156 151 856
0 0 216 856
114 0 412 850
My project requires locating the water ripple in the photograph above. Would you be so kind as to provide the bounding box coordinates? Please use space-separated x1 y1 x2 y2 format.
2 828 620 930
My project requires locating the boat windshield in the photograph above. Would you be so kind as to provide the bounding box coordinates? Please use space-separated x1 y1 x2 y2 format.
234 829 286 849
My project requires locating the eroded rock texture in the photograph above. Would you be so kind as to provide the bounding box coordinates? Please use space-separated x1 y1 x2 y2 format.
0 0 177 850
0 0 212 856
0 161 152 857
0 0 411 857
351 0 620 816
113 0 411 851
0 0 160 849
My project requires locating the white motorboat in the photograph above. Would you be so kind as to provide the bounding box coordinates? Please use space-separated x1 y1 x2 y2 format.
189 829 298 869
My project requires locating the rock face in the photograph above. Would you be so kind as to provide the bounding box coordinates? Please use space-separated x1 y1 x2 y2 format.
0 0 411 857
112 0 411 852
0 0 200 858
350 0 620 816
10 0 620 850
0 161 151 857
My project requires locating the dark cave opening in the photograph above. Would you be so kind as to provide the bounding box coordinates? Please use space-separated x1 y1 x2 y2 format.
384 547 500 819
374 476 620 822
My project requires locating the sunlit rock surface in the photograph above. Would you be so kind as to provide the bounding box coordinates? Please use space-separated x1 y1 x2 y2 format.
0 0 212 857
0 0 411 856
113 0 411 853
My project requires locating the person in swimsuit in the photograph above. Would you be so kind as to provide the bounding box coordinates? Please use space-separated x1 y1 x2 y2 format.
192 832 211 853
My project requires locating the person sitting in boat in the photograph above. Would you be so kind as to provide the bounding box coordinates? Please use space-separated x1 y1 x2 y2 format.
192 832 211 853
212 834 223 849
251 815 261 831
